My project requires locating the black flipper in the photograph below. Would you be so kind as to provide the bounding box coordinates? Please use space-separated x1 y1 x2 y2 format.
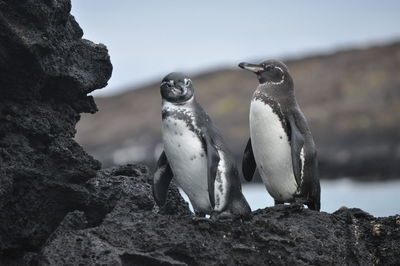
307 180 321 211
152 151 173 206
242 138 256 181
201 127 220 209
304 145 320 211
288 115 305 187
289 111 320 211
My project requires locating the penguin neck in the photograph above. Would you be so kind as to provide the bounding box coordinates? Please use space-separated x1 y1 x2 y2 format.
256 83 295 105
162 96 196 109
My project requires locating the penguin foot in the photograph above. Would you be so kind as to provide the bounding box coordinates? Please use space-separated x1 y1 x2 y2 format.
191 211 212 223
293 193 309 203
195 211 206 218
191 216 213 223
210 211 235 223
289 201 304 211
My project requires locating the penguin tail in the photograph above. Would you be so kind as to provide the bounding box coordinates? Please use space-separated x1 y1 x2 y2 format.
230 194 252 217
307 200 320 212
306 190 321 211
306 177 321 211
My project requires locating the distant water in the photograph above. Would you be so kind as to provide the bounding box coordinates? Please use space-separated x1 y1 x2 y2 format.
180 179 400 217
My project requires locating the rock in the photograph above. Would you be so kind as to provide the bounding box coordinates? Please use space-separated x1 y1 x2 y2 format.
0 1 399 265
0 0 112 103
0 0 111 259
34 167 399 265
36 165 190 266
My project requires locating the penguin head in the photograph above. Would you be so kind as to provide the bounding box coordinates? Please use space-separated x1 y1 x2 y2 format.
160 72 194 103
238 60 292 86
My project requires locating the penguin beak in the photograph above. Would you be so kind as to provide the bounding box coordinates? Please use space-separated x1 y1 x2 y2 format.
172 86 183 95
238 62 264 73
172 83 187 95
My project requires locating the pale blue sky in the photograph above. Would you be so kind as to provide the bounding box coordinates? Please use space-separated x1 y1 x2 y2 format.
71 1 400 96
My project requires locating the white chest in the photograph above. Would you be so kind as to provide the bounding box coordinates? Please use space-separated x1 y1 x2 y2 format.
249 99 298 201
161 101 229 213
161 102 212 213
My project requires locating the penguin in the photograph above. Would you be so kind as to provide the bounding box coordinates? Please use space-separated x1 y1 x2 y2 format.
238 60 321 211
153 72 251 219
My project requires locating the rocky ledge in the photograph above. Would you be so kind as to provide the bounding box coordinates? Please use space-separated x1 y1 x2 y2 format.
0 0 399 265
3 164 400 265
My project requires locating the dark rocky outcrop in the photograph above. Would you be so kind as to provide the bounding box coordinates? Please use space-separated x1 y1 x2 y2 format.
0 0 111 259
5 162 399 265
21 164 400 265
0 1 399 265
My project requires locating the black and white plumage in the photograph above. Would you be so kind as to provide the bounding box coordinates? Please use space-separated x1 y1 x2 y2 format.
239 60 321 211
153 72 251 219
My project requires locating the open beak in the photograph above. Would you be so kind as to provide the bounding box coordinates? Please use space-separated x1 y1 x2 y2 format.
172 86 183 94
238 62 264 73
172 83 187 95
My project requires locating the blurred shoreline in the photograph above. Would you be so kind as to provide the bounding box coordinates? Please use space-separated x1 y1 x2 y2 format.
76 41 400 181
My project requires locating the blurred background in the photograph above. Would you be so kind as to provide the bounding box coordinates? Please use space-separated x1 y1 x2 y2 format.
71 1 400 216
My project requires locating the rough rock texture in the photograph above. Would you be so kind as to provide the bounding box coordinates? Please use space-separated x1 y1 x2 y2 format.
4 162 399 265
1 1 399 265
3 161 400 265
0 0 111 259
33 165 400 266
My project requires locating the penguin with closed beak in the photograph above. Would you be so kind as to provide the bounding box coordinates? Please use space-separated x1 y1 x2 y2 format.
239 60 320 211
153 72 251 220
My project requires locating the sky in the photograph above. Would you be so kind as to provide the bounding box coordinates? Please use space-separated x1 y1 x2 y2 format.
71 1 400 96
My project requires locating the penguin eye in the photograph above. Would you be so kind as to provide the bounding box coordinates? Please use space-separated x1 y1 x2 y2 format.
275 66 284 75
184 79 192 87
160 81 170 88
